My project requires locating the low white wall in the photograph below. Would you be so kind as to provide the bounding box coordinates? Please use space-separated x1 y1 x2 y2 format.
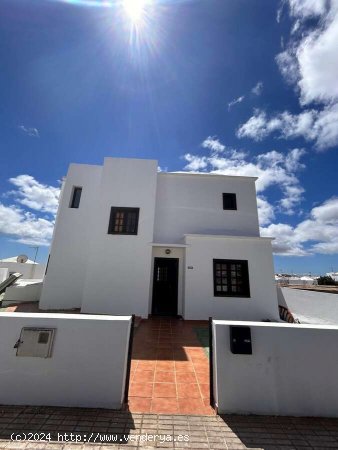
213 320 338 417
0 268 9 283
276 286 288 308
0 262 45 280
0 313 131 409
4 282 42 303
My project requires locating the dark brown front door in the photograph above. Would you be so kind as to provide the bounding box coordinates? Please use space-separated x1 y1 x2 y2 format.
152 258 179 316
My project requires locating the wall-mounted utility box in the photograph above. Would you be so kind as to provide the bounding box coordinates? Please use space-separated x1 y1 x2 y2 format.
16 328 55 358
230 326 252 355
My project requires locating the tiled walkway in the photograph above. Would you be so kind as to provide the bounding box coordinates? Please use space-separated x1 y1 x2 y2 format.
128 317 214 415
1 406 338 449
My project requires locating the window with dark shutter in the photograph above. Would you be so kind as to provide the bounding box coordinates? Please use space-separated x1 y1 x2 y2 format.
213 259 250 297
108 207 140 235
222 193 237 210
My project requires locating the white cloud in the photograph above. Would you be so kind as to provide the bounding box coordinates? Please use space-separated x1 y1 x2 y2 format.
184 154 208 171
296 6 338 105
257 196 275 226
275 47 300 85
18 125 40 138
0 175 60 247
239 1 338 151
0 203 54 246
9 175 60 214
251 81 263 96
157 166 168 172
288 0 328 20
276 4 283 23
237 104 338 150
202 137 247 160
228 95 245 111
183 138 306 217
201 136 225 154
261 222 308 256
261 197 338 256
237 109 278 141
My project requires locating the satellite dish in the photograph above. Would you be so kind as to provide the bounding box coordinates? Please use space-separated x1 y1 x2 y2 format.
17 254 28 263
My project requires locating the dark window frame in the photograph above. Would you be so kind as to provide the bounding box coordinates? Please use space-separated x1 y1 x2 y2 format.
108 207 140 235
222 193 237 210
213 259 250 298
70 186 82 209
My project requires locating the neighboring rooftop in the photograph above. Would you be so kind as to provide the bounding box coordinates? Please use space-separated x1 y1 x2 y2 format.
0 256 38 264
282 287 338 325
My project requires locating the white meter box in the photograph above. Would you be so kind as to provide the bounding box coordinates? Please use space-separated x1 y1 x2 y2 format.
16 328 55 358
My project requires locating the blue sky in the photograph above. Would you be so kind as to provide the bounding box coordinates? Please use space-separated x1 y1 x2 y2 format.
0 0 337 274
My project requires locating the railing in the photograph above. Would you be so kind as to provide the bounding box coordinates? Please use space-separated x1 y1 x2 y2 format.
279 305 300 323
208 317 215 410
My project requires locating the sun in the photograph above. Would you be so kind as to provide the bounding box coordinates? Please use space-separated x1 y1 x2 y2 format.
123 0 147 23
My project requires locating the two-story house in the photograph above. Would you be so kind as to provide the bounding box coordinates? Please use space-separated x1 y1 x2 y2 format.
39 157 279 321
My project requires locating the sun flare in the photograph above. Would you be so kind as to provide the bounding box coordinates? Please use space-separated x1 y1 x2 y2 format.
123 0 147 23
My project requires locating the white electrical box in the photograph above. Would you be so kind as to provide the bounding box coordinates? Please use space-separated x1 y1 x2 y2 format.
15 328 55 358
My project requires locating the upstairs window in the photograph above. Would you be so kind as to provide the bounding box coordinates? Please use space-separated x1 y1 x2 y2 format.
223 193 237 210
213 259 250 297
108 207 140 235
70 187 82 209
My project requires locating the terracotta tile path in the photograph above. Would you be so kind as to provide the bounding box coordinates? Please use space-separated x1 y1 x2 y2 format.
128 317 214 415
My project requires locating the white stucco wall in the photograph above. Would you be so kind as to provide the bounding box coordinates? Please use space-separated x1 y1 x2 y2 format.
80 158 158 317
184 235 279 321
41 158 157 316
0 262 45 280
40 163 103 310
154 173 260 243
0 313 131 409
4 282 42 303
0 268 9 283
213 320 338 417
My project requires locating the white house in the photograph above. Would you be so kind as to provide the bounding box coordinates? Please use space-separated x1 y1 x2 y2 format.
0 256 45 280
326 272 338 282
40 157 279 321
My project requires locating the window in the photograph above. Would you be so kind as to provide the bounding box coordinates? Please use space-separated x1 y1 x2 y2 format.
38 332 50 344
213 259 250 297
70 187 82 208
108 207 140 235
223 193 237 210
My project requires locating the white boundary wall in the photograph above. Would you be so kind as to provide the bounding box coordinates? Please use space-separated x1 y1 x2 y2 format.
0 313 131 409
0 268 9 283
213 320 338 417
0 262 45 279
3 282 43 303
